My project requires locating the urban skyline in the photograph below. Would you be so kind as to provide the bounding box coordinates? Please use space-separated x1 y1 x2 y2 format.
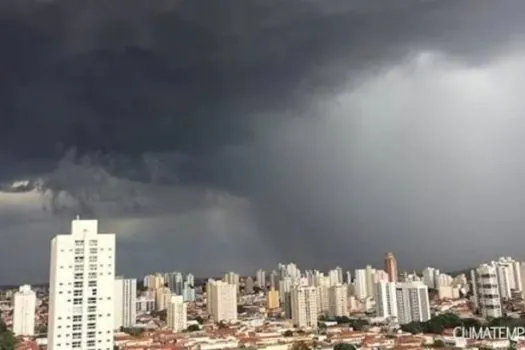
3 217 525 349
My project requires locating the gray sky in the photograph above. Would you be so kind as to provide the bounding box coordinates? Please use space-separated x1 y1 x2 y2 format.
2 0 525 284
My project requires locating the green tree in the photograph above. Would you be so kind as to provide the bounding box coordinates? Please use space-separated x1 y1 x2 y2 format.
283 330 293 337
0 319 17 350
433 339 446 348
291 341 311 350
334 343 357 350
187 324 200 332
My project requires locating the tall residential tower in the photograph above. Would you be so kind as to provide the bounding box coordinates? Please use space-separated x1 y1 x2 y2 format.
48 218 116 350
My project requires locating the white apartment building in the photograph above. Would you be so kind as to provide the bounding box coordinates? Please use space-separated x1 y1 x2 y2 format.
167 295 187 332
223 272 240 294
422 267 440 289
256 269 266 287
472 264 502 318
328 284 349 317
395 282 431 325
375 281 397 319
207 280 237 323
48 218 115 350
13 285 36 336
114 277 137 329
291 286 318 329
354 269 368 300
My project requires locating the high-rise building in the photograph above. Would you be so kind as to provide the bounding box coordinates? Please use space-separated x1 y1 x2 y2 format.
48 218 115 350
167 295 187 332
256 269 266 288
375 281 397 319
182 282 195 302
224 272 240 293
472 264 502 318
395 282 431 324
354 269 368 300
328 284 348 317
245 277 255 294
13 285 36 336
346 271 352 285
165 272 184 295
316 276 330 315
114 277 137 329
144 274 165 291
422 267 440 289
385 252 398 283
207 279 237 323
155 286 172 311
270 270 279 289
186 274 195 286
365 265 376 297
267 287 280 309
290 286 318 329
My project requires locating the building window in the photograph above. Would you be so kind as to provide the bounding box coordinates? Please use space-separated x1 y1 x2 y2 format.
88 280 97 287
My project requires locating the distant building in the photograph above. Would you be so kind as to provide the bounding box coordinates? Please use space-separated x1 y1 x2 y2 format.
354 269 368 299
167 295 187 332
155 286 172 311
207 279 237 323
395 282 431 324
385 252 398 283
472 264 503 318
375 281 397 319
328 284 348 317
256 269 266 288
13 285 36 336
114 277 137 329
245 277 255 294
267 287 280 309
291 285 318 329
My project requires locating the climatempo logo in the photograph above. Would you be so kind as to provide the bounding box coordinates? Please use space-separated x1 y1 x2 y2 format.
453 326 525 340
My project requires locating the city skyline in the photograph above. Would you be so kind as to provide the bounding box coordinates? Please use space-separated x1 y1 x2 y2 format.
3 0 525 283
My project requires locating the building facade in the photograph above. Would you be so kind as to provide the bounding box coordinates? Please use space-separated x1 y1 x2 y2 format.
48 218 115 350
13 285 36 336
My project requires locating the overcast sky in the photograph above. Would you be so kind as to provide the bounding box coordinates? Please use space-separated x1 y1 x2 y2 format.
2 0 525 284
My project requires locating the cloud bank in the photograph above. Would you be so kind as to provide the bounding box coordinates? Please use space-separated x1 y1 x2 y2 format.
2 0 525 283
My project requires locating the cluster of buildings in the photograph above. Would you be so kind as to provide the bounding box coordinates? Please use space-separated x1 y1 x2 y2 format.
471 256 525 318
4 217 525 349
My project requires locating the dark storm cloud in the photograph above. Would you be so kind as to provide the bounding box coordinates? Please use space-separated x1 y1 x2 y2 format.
2 0 525 283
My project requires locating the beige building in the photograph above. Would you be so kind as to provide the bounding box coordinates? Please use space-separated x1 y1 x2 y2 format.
291 286 318 329
267 288 280 309
207 279 238 323
328 284 349 317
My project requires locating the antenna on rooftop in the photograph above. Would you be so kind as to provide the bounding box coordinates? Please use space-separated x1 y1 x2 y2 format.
75 214 80 220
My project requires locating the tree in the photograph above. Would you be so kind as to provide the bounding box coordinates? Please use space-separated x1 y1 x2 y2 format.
283 330 294 337
291 341 311 350
433 339 446 348
195 316 204 324
334 344 357 350
187 324 200 332
120 327 144 337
